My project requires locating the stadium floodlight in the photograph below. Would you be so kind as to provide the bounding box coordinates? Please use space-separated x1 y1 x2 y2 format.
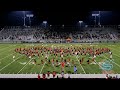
79 21 83 27
26 14 34 26
43 21 47 24
92 13 99 26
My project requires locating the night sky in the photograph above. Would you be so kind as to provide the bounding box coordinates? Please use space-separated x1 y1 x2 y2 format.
0 0 119 26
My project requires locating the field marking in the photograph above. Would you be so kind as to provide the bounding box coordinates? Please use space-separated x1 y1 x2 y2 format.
40 61 47 74
0 44 23 61
0 55 23 72
100 44 120 69
108 48 120 57
0 45 13 52
94 60 108 74
0 45 12 51
0 44 32 72
112 53 120 58
112 61 120 68
103 55 120 68
17 58 34 74
76 56 86 74
0 45 17 56
0 45 8 50
0 52 16 61
39 54 50 74
105 45 120 57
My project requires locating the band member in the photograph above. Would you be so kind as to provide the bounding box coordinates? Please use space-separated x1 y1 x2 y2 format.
52 58 55 66
61 61 65 71
67 59 71 67
48 59 51 64
41 60 44 64
109 51 112 59
56 60 59 66
87 59 90 64
38 74 40 79
47 71 50 78
80 59 82 64
72 60 74 65
52 71 56 78
34 59 36 64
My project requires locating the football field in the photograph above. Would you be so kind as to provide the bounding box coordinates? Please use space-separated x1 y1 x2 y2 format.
0 42 120 74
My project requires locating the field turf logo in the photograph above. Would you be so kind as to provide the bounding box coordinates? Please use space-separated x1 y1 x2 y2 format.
101 59 113 71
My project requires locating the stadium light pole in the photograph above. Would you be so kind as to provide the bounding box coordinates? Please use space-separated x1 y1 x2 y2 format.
92 14 99 26
62 24 64 28
50 25 52 29
23 11 26 26
79 21 83 27
62 24 64 29
43 21 47 28
98 11 101 26
26 14 34 27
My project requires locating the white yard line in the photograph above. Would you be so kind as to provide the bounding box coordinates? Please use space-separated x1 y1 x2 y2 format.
94 60 108 74
0 55 23 72
0 45 13 51
0 52 16 61
103 55 120 68
113 53 120 58
112 61 120 68
39 54 49 74
40 61 46 74
0 44 31 72
0 46 8 50
106 45 120 57
0 44 23 61
101 45 120 70
17 58 34 74
76 56 86 74
0 45 17 55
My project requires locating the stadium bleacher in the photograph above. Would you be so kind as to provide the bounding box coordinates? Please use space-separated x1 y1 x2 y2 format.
0 25 120 43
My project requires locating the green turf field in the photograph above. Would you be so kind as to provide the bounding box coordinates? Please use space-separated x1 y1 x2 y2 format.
0 43 120 74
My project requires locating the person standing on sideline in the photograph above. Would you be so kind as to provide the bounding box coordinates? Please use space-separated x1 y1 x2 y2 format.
61 71 64 78
38 74 40 79
74 66 77 74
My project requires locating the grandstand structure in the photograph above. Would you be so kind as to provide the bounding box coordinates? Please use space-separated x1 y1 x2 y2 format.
0 25 120 43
